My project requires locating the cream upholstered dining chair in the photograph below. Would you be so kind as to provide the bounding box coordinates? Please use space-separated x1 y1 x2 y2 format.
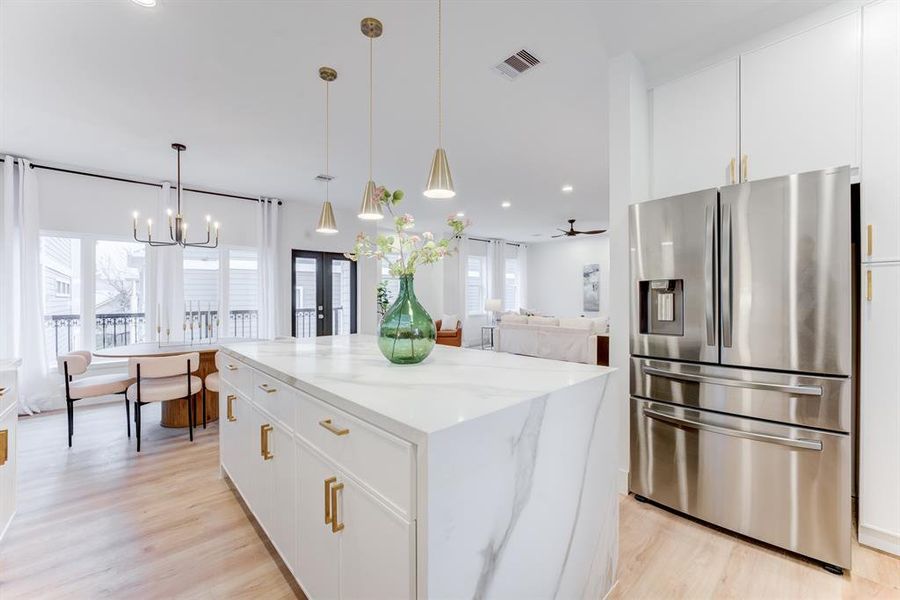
126 353 202 452
59 351 135 448
201 352 225 430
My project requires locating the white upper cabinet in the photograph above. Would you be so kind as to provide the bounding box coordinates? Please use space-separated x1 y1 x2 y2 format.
740 12 860 181
651 59 739 199
862 0 900 263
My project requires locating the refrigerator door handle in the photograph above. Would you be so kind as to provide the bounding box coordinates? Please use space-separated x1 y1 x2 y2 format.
642 365 823 396
705 205 716 346
642 407 824 451
721 203 733 348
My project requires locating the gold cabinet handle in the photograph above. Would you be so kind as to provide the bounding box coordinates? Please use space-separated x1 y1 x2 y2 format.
866 270 873 301
867 224 873 257
729 157 736 184
258 383 277 394
318 419 349 436
226 394 236 422
226 364 238 371
331 482 345 533
0 429 7 467
324 476 337 524
260 424 274 460
741 154 748 182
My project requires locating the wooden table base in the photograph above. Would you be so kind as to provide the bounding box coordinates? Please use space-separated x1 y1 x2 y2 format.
160 351 219 428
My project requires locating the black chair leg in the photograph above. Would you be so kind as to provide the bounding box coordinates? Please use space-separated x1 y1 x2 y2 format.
125 398 131 438
202 387 207 429
188 396 194 442
66 400 74 447
135 401 142 452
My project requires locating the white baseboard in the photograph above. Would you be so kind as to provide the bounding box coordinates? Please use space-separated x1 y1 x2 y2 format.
618 467 629 495
858 523 900 557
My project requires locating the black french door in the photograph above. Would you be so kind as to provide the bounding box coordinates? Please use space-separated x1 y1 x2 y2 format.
291 250 357 338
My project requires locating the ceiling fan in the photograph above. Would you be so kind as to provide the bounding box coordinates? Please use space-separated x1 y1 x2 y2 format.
552 219 607 238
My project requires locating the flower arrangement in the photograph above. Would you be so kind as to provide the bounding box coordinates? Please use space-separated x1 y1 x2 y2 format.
345 186 469 276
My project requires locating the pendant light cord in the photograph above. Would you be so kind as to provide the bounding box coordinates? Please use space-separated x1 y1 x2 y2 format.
437 0 443 149
369 36 374 180
176 147 182 214
325 78 330 201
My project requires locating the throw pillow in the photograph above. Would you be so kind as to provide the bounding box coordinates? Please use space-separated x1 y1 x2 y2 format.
503 314 528 324
558 317 593 330
589 317 609 333
439 315 459 331
528 316 559 326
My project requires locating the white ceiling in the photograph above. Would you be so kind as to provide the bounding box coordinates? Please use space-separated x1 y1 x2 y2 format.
0 0 836 242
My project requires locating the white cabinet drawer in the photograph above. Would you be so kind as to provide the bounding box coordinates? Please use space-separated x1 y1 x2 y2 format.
219 357 251 396
252 370 297 431
0 369 17 417
297 392 414 518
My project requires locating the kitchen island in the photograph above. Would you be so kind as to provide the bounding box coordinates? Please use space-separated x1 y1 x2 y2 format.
218 335 617 599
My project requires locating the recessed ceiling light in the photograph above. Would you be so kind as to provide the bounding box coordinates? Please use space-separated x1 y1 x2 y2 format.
562 184 573 193
131 0 157 6
501 201 511 208
456 211 465 217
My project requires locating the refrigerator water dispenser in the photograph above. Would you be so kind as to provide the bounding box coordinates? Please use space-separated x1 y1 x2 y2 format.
639 279 684 336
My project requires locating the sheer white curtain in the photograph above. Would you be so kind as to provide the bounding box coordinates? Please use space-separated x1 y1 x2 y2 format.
149 182 184 342
487 240 506 309
257 198 282 339
2 157 54 413
518 244 528 310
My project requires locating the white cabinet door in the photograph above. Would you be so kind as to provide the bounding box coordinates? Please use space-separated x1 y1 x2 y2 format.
859 262 900 555
267 423 297 572
219 387 240 481
651 59 739 198
297 443 341 600
0 406 17 541
862 0 900 263
339 476 414 600
741 12 860 181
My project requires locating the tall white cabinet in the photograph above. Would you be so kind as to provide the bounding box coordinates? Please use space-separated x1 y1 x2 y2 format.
0 361 19 544
858 0 900 557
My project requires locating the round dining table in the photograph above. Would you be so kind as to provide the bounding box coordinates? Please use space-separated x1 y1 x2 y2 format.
93 341 240 428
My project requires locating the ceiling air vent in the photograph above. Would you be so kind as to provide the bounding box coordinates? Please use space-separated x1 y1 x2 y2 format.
314 174 335 182
492 48 541 81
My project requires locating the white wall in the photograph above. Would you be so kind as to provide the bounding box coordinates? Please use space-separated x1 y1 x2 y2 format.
526 236 610 318
609 53 650 494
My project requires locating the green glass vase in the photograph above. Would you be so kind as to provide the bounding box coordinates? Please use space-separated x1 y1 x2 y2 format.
377 275 436 364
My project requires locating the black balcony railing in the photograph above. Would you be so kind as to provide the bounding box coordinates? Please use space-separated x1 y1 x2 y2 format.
45 309 260 357
294 306 344 338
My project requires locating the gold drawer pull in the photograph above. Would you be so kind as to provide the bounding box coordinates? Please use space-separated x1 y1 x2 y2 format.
866 270 873 301
324 476 337 524
226 394 236 422
729 157 736 185
226 364 238 371
331 482 345 533
741 154 748 182
260 424 274 460
258 383 277 394
0 429 7 467
867 224 873 257
319 419 349 436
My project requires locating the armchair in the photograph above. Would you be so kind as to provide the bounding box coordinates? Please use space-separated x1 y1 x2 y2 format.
435 319 462 347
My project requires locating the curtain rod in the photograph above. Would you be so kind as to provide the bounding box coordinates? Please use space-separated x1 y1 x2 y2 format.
0 156 282 205
468 236 522 247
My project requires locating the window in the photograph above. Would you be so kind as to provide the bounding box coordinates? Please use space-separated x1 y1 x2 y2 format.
95 240 147 348
380 253 401 304
183 247 221 339
40 236 82 363
504 243 522 312
228 249 258 338
466 255 487 316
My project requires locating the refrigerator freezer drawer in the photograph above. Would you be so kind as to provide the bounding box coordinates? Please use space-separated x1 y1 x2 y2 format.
630 398 851 569
630 357 851 432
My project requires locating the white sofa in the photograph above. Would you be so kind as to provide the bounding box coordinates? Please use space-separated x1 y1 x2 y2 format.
494 315 608 364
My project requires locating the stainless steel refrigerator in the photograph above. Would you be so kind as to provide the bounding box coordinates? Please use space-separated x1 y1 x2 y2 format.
629 166 852 573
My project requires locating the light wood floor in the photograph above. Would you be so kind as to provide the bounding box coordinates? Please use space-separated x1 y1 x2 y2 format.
2 403 899 599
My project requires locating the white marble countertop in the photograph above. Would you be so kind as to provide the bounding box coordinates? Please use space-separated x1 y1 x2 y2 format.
221 335 613 440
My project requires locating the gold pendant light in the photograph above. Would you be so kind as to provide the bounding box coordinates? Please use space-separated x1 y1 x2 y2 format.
424 0 455 199
316 66 339 234
358 17 385 220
